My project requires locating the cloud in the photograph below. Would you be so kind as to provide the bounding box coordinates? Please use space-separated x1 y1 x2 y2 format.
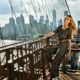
0 0 10 14
0 0 20 14
0 0 73 26
67 0 80 25
0 14 11 26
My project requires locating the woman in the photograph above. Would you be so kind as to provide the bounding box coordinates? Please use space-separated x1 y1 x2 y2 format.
41 15 77 80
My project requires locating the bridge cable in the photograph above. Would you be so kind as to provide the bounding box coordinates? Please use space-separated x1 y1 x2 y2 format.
0 0 25 63
20 0 36 38
35 0 50 33
20 0 44 39
8 0 25 37
29 0 45 36
19 0 26 36
65 0 71 15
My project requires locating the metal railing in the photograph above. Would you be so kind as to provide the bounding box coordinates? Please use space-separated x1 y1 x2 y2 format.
0 37 80 80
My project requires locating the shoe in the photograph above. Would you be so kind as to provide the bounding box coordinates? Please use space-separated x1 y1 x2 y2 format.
52 77 58 80
50 77 57 80
51 77 57 80
56 77 60 80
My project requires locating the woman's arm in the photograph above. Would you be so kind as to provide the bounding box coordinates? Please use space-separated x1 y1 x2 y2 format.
41 26 61 39
41 32 55 39
67 39 71 59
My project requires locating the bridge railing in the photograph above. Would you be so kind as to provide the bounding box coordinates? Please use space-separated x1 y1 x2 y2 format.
0 38 50 80
0 37 80 80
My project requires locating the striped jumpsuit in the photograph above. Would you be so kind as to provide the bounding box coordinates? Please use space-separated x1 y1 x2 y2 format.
44 25 72 78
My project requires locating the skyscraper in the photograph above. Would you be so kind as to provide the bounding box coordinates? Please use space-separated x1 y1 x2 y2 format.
45 15 49 26
78 21 80 29
50 22 53 32
9 18 16 39
16 15 25 36
29 15 35 37
52 10 56 29
45 15 49 33
58 19 62 26
9 18 15 24
64 11 68 17
39 16 44 24
29 15 34 23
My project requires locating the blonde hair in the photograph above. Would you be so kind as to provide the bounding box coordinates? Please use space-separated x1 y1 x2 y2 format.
66 15 77 39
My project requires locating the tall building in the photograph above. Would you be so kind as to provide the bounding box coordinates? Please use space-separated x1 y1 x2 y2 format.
39 16 46 34
16 15 25 36
16 15 25 24
78 21 80 29
45 15 49 33
52 10 56 29
64 11 68 17
2 24 10 39
29 15 35 37
29 15 34 23
9 18 15 24
58 19 62 26
0 27 2 39
39 16 44 24
9 18 16 39
50 22 53 32
1 18 16 40
45 15 49 25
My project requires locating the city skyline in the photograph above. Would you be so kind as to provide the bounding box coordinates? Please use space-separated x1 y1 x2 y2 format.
0 0 79 27
0 14 51 40
0 0 69 26
0 10 68 40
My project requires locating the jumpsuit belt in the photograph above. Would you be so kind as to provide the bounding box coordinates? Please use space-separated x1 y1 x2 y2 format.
58 39 68 44
58 39 68 42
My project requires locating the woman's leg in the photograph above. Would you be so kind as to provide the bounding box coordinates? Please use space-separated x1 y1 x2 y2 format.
43 47 58 63
50 46 67 79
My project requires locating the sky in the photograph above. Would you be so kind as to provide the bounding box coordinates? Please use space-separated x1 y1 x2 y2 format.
0 0 80 27
67 0 80 26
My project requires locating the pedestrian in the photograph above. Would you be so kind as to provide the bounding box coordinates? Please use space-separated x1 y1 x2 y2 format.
41 15 77 80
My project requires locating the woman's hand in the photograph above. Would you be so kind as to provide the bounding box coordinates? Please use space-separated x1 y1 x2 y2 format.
41 36 47 40
40 32 55 40
67 53 71 59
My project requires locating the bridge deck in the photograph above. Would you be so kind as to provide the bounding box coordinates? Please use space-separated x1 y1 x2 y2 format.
59 71 80 80
38 71 80 80
0 37 80 80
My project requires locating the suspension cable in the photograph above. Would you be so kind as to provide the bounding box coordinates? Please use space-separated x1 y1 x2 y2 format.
35 0 50 33
8 0 24 35
65 0 71 15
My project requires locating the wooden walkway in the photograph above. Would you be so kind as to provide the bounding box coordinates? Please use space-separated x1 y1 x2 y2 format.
59 71 80 80
38 70 80 80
